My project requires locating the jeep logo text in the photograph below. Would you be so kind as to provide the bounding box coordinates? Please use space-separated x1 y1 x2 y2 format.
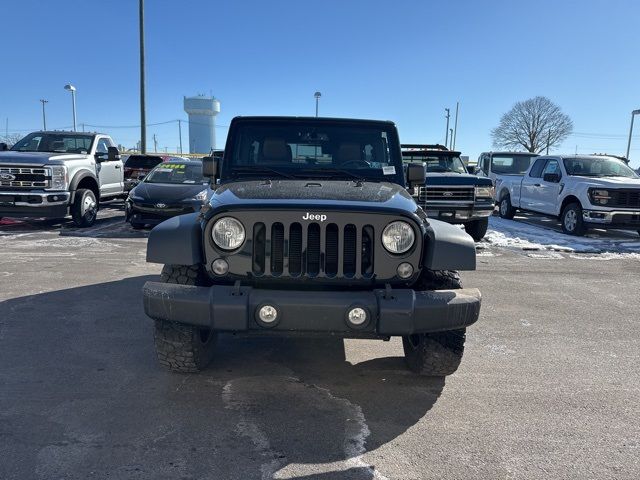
302 212 327 222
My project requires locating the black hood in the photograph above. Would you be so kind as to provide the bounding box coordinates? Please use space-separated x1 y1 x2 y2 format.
131 182 209 202
210 180 422 217
424 172 493 186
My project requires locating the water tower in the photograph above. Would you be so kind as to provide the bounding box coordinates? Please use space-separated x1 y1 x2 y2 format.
183 95 220 154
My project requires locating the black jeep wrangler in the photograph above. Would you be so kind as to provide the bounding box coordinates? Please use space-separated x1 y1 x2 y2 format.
142 117 481 376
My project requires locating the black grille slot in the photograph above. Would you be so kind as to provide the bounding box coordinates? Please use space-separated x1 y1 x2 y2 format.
306 223 321 276
343 224 357 277
325 224 339 276
289 223 302 275
270 223 284 274
252 223 266 274
361 225 374 277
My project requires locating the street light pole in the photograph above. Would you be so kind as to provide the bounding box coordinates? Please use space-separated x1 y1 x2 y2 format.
178 120 183 154
452 101 459 150
64 84 77 131
139 0 147 154
444 108 450 147
39 99 48 130
626 109 640 161
449 128 454 149
314 91 322 117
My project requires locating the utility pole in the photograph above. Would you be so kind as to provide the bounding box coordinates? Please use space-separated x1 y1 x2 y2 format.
452 101 459 150
178 119 183 154
39 99 48 130
139 0 147 154
626 109 640 161
444 108 450 147
153 133 158 152
449 129 454 149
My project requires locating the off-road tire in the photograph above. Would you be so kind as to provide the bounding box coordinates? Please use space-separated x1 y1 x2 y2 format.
403 270 466 376
561 202 586 236
71 188 98 227
464 218 489 242
153 265 216 372
498 194 516 219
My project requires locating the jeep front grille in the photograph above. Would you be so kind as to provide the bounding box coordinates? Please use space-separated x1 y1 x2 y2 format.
251 221 374 279
418 186 474 204
0 166 50 189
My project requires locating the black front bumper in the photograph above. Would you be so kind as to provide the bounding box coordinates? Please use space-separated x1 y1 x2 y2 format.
142 282 481 337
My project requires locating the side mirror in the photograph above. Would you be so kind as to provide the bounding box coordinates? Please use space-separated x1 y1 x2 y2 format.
0 142 8 151
107 146 121 162
202 156 219 179
543 172 560 183
406 163 426 187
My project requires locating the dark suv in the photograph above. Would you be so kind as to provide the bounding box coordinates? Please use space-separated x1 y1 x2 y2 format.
402 145 494 241
142 117 481 376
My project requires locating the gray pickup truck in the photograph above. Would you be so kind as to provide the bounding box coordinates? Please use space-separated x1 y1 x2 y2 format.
0 131 124 227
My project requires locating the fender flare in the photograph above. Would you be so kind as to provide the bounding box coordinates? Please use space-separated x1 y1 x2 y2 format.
423 219 476 271
146 213 204 265
69 170 99 202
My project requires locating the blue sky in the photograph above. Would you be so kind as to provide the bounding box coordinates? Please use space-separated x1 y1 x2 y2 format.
1 0 639 166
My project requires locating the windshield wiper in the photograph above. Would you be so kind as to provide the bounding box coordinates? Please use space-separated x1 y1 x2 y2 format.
231 166 296 179
294 168 367 182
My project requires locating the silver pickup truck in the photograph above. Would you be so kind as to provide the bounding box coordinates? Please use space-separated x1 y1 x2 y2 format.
0 131 124 227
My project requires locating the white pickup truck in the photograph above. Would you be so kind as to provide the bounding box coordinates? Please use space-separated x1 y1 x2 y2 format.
496 154 640 236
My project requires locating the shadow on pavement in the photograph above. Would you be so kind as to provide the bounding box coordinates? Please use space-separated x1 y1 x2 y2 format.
0 276 445 479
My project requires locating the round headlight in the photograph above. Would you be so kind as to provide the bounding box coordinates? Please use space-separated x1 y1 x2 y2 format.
211 217 245 250
382 221 415 254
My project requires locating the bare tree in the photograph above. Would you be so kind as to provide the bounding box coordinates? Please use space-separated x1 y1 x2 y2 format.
1 132 24 147
491 96 573 153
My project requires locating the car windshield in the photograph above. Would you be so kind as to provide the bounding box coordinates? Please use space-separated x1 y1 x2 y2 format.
563 157 638 178
491 154 538 174
10 132 94 154
225 120 402 182
144 163 206 184
402 153 467 173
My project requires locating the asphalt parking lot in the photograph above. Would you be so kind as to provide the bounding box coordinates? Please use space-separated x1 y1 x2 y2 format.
1 209 639 479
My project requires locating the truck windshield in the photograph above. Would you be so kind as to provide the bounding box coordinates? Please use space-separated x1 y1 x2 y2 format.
11 132 94 154
563 157 638 178
402 153 467 173
226 120 402 183
491 154 537 174
145 163 206 184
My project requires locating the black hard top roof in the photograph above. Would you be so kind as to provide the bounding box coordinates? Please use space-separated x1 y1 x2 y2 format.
231 116 396 126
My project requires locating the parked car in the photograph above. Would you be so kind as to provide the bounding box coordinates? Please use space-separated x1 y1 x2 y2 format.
402 144 494 241
125 158 211 229
495 154 640 235
0 131 124 227
476 151 539 187
142 116 481 376
124 154 171 192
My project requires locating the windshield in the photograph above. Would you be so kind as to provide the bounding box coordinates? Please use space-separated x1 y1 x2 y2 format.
144 163 206 184
402 153 466 173
563 157 638 178
491 154 538 174
11 132 94 154
225 120 402 182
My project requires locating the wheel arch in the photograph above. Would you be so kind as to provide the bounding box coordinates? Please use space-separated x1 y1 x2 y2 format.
559 195 582 218
70 170 100 202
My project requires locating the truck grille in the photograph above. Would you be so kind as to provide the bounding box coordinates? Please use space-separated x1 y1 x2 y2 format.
418 186 474 204
608 189 640 209
251 221 375 279
0 166 50 188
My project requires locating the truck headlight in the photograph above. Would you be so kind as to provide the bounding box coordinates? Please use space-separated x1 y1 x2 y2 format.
47 166 68 190
382 221 415 254
475 186 494 198
590 189 611 205
211 217 245 250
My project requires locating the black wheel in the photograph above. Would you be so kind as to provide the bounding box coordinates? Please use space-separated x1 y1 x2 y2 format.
561 202 586 236
464 218 489 242
498 194 516 219
403 270 466 376
71 189 98 227
153 265 216 373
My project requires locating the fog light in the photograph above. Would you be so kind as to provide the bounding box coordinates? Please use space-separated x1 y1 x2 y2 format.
258 305 278 324
397 262 414 279
211 258 229 275
347 307 367 326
